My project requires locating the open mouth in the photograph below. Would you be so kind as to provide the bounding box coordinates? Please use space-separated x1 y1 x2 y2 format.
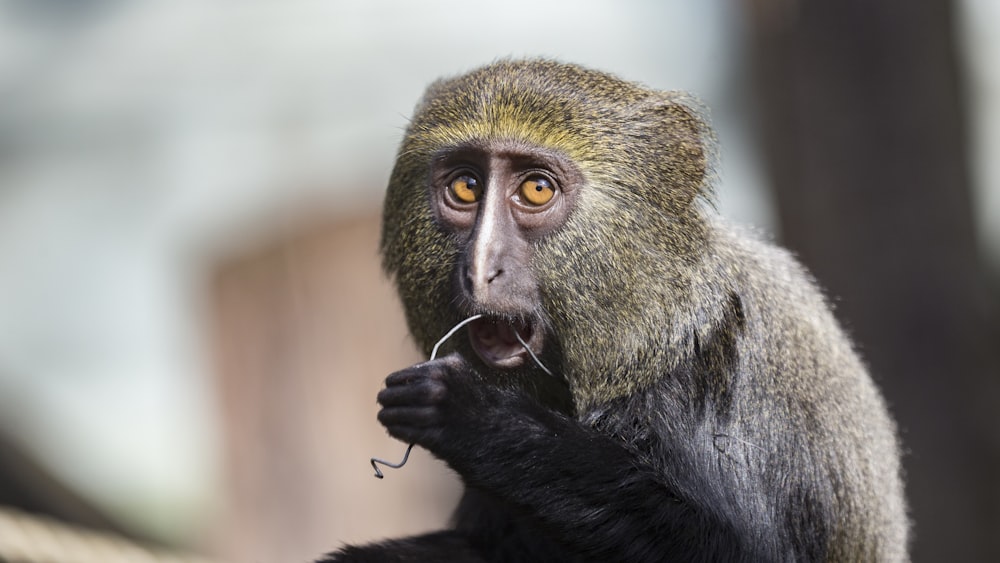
467 316 545 370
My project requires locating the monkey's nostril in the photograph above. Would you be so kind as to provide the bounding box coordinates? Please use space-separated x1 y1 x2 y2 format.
487 268 503 284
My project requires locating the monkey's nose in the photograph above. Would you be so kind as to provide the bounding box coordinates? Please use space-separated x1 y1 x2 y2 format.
465 265 501 288
464 263 504 298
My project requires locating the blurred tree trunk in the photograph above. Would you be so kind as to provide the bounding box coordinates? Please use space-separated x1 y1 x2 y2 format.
745 0 1000 560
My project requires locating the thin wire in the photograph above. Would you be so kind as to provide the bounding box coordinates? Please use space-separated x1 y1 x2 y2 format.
370 443 414 479
371 314 483 479
514 330 553 376
431 314 484 359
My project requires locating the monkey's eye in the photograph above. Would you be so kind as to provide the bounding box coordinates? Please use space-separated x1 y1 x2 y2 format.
519 177 555 206
449 175 481 203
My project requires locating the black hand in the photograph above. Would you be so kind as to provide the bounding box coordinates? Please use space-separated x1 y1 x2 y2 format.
375 355 744 560
377 353 474 453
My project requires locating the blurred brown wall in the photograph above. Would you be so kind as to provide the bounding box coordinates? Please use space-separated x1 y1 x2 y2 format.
209 212 461 563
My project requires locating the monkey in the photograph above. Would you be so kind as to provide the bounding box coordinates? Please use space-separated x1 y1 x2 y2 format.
319 59 908 562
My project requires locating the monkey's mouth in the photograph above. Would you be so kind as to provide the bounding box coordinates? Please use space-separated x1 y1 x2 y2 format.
467 317 545 371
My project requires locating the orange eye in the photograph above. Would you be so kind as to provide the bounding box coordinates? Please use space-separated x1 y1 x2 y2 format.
519 177 555 206
449 175 481 203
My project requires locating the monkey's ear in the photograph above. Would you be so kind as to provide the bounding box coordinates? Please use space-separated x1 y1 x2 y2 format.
640 93 714 211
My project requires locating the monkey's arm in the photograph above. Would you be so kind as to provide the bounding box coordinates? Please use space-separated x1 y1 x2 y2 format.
317 530 487 562
377 354 761 561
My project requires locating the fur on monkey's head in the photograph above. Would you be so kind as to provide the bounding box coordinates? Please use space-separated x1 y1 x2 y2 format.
396 59 714 213
381 59 718 404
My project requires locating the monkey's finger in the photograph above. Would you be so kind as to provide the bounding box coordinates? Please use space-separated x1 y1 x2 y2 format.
378 406 443 428
385 363 447 387
378 380 447 407
383 425 442 447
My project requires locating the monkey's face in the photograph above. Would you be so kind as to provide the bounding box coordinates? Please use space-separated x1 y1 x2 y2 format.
429 138 583 371
381 60 713 395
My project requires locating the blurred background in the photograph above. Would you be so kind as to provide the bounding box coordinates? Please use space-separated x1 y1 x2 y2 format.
0 0 997 561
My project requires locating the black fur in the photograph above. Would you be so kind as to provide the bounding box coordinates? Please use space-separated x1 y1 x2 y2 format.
319 59 907 562
321 303 816 562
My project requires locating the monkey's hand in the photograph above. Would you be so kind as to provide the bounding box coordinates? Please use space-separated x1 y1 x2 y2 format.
376 353 501 459
376 352 624 489
375 352 562 481
375 353 745 559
